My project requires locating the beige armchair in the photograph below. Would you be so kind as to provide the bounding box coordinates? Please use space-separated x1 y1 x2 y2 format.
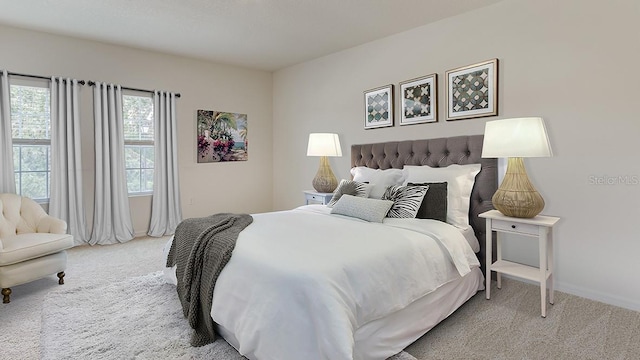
0 193 74 303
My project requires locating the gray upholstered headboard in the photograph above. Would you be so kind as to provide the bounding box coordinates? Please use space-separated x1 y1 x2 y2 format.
351 135 497 268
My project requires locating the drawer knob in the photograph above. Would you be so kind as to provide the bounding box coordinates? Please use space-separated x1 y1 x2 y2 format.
511 225 516 229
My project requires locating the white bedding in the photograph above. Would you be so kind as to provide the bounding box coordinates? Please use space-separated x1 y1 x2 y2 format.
165 205 481 360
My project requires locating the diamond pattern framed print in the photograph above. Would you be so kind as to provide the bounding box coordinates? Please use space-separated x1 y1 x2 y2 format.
445 58 498 121
399 74 437 125
364 84 393 129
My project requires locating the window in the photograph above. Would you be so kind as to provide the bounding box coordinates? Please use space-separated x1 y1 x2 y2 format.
11 82 51 201
123 94 154 194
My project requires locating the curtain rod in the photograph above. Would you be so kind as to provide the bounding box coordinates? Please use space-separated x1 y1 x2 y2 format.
87 80 181 98
7 71 86 85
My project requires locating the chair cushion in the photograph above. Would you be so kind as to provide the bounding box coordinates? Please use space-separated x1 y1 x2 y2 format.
0 251 67 288
0 233 74 266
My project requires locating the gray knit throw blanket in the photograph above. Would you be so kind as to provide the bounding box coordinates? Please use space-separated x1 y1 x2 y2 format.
166 213 253 347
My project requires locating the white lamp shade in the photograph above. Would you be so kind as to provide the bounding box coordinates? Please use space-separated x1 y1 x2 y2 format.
481 117 553 158
307 133 342 157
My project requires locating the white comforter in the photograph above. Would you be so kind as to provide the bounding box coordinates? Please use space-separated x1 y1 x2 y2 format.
203 205 480 360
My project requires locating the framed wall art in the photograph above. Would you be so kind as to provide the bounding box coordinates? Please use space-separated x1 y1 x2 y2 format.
197 109 248 163
364 84 393 129
399 74 437 125
445 58 498 121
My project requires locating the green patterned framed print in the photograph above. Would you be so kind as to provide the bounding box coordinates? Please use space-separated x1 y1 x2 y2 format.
445 58 498 121
364 84 394 129
399 74 437 125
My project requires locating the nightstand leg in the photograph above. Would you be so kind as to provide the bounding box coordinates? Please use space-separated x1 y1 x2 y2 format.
496 232 502 289
548 230 554 305
485 218 492 300
539 228 548 318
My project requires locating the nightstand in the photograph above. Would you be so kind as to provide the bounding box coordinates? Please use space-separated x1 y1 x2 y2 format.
303 190 333 205
479 209 560 318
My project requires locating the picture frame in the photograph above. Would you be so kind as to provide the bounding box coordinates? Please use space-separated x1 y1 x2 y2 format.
399 74 437 125
364 84 394 129
196 109 248 163
445 58 498 121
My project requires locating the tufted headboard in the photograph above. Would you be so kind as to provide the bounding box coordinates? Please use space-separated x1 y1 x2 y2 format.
351 135 497 270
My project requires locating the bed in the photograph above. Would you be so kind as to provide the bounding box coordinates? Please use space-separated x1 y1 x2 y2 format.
164 135 497 360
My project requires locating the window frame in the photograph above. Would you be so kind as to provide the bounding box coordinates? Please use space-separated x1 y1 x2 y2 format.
122 91 155 196
10 78 52 203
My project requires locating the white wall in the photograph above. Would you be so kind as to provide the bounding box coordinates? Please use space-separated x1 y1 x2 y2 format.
273 0 640 310
0 24 274 236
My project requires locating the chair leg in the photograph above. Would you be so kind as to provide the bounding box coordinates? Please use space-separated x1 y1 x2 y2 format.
2 288 10 304
57 272 65 285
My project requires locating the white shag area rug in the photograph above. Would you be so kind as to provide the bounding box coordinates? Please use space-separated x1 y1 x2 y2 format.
41 272 416 360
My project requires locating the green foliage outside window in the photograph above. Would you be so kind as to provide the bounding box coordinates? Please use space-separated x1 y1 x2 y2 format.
11 85 51 201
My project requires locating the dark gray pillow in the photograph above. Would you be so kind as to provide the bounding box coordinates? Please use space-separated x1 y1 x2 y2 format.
407 182 448 222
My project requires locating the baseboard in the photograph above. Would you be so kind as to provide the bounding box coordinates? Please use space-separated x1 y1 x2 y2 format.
554 281 640 312
134 231 148 238
499 275 640 312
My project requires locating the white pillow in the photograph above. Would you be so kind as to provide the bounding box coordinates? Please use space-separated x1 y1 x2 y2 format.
402 164 481 229
330 195 394 223
350 167 406 199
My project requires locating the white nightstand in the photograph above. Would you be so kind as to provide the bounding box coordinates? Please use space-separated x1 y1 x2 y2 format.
479 209 560 318
303 190 333 205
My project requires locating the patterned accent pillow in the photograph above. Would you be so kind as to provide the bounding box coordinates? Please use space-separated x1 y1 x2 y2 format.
382 185 430 218
402 164 480 229
327 179 371 207
408 182 448 222
330 195 394 223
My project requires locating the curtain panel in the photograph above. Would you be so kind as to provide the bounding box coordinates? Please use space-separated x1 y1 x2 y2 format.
91 83 134 244
49 77 89 244
148 91 182 236
0 70 16 193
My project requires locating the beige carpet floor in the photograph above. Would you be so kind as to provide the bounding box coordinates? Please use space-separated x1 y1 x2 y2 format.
1 236 639 359
405 278 640 360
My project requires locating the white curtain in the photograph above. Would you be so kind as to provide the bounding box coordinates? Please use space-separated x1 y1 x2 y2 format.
90 83 134 244
0 70 16 193
49 77 89 244
148 91 182 236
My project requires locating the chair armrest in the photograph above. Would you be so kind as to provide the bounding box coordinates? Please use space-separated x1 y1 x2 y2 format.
36 215 68 234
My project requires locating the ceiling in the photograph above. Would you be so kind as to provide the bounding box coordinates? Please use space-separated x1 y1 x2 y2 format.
0 0 503 71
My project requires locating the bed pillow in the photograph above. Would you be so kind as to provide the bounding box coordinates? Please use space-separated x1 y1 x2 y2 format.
330 195 394 223
407 182 448 223
403 164 481 229
350 167 406 199
327 179 371 207
381 185 429 218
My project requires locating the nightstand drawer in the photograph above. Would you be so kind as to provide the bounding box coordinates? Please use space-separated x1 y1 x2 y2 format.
303 190 334 205
492 219 539 236
308 194 327 202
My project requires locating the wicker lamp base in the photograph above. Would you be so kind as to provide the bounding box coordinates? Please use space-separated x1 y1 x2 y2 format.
312 156 338 193
492 157 545 218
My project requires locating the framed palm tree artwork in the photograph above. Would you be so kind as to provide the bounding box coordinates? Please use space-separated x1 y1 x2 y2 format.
196 109 248 163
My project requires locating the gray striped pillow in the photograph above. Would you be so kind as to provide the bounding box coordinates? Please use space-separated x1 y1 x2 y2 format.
330 195 394 223
382 185 429 218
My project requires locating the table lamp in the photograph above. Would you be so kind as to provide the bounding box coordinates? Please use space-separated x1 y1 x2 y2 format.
307 133 342 193
482 117 553 218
